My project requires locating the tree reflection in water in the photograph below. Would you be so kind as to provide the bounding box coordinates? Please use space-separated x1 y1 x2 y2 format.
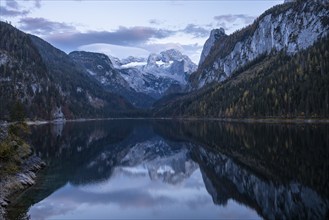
7 120 329 220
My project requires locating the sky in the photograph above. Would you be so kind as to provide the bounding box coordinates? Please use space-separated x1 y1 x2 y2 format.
0 0 283 63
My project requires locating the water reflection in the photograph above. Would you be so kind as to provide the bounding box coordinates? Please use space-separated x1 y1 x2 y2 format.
7 120 329 220
195 147 328 219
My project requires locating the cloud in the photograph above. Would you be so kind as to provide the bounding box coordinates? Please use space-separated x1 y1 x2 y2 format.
180 43 204 64
76 42 202 63
213 14 256 34
0 6 29 17
216 22 229 31
34 0 42 8
149 19 163 25
78 43 150 59
44 26 175 51
5 0 19 9
214 14 255 25
144 42 185 53
19 17 76 35
14 16 203 63
0 0 42 18
144 42 203 64
24 0 42 8
182 24 210 38
29 184 175 220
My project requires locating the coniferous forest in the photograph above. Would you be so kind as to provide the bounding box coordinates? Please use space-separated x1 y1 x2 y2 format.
154 36 329 118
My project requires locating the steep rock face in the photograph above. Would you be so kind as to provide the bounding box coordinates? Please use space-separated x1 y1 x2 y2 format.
198 28 226 66
119 49 197 98
192 0 329 89
0 22 133 120
69 51 154 108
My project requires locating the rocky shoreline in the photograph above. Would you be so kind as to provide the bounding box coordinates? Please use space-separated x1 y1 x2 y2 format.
0 155 45 219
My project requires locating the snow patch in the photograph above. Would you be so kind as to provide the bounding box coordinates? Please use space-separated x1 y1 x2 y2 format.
157 165 175 175
120 61 147 69
86 69 96 76
121 166 148 175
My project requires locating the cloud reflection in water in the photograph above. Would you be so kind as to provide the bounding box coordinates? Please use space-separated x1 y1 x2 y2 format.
29 166 259 219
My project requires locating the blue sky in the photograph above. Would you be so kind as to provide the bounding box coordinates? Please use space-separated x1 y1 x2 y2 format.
0 0 283 63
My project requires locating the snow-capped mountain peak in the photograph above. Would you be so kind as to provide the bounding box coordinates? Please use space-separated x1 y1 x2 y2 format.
144 49 197 76
70 49 197 105
117 49 197 98
160 49 185 61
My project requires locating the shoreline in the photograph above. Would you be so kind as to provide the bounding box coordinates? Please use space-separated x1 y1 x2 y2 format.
0 117 328 126
0 155 45 219
0 117 327 218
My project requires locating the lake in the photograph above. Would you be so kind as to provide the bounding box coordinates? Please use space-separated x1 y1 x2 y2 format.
6 119 329 219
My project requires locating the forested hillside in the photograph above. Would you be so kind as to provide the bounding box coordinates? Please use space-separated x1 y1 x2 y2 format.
154 36 329 118
0 21 134 121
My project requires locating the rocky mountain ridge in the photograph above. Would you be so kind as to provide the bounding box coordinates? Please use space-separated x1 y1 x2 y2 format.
153 0 329 119
191 0 329 89
198 28 226 66
69 51 155 108
70 49 197 107
1 0 328 119
119 49 197 98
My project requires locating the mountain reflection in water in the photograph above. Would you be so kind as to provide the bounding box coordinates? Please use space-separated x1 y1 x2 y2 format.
7 120 329 220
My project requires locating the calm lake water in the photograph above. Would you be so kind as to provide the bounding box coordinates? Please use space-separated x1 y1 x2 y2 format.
7 120 329 219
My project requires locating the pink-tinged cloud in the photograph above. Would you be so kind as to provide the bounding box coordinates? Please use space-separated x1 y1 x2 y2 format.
42 25 174 51
19 17 76 35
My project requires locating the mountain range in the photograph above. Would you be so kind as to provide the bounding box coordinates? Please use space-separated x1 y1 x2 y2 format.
0 0 328 120
154 0 329 118
0 22 134 121
69 49 197 108
191 0 329 89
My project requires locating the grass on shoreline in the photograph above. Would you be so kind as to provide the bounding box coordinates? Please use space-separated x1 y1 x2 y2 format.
0 122 31 177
